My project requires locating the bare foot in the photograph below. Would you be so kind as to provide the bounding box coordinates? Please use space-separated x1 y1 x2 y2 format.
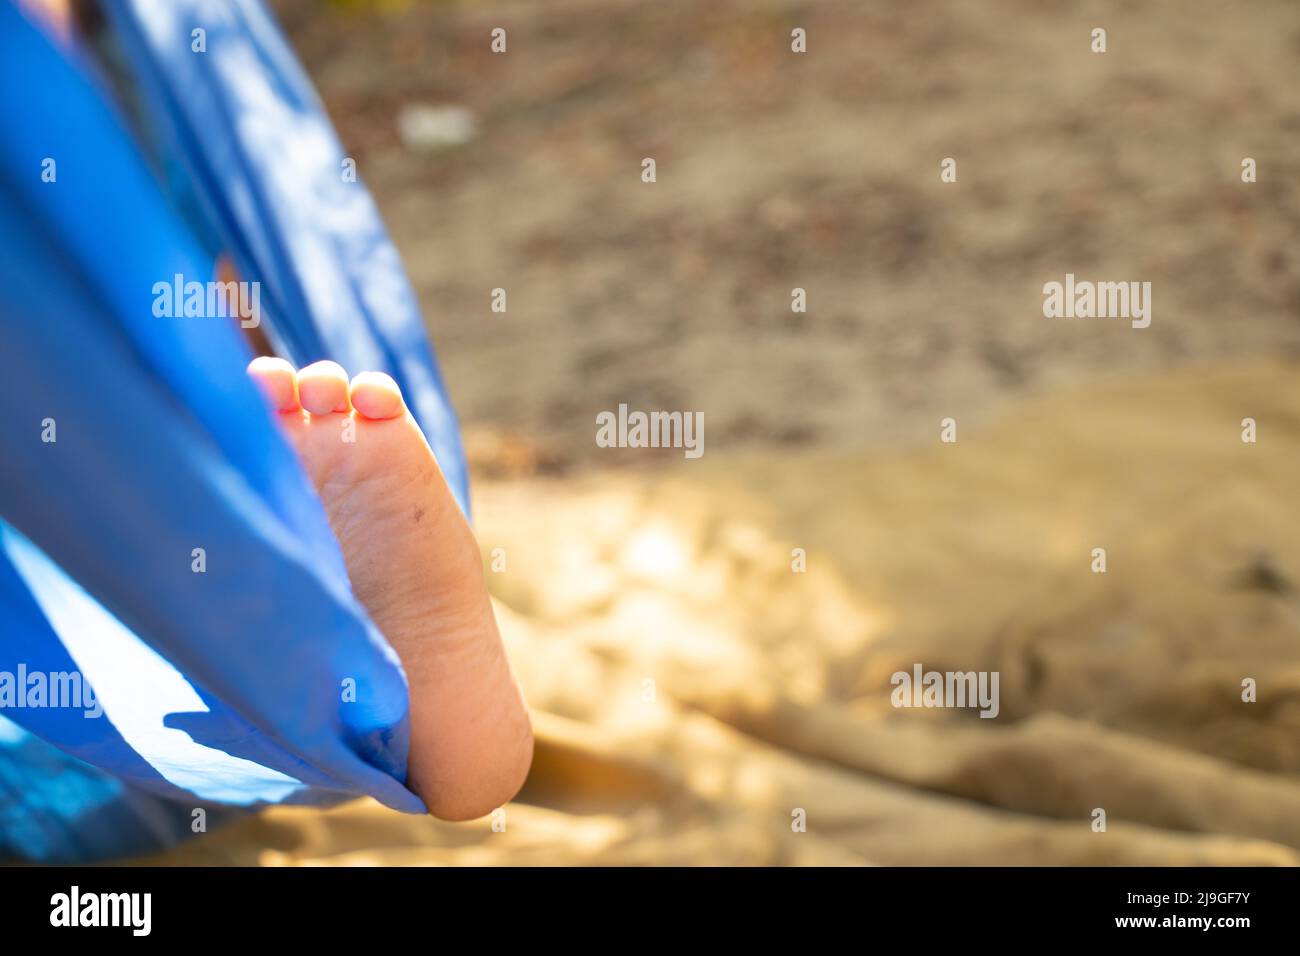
247 356 532 820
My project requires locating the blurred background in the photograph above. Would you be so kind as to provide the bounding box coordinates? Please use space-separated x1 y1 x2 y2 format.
161 0 1300 864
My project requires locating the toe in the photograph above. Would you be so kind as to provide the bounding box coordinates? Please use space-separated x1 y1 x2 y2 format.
298 360 351 415
349 371 406 420
247 356 300 411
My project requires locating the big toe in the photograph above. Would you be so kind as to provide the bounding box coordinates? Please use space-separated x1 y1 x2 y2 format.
349 371 406 421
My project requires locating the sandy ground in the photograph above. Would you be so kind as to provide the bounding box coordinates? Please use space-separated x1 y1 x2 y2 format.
145 0 1300 864
150 360 1300 865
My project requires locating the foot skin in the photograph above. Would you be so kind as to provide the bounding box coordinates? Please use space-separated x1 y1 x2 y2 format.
247 357 533 820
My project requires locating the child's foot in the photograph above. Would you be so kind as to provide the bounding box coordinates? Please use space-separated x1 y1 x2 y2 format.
247 356 533 820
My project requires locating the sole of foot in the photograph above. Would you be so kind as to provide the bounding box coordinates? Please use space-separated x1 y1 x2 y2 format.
247 356 533 820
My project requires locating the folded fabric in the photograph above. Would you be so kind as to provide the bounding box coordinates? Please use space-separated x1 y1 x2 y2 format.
0 0 467 861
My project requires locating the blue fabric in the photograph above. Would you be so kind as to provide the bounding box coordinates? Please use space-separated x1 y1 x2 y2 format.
0 0 468 861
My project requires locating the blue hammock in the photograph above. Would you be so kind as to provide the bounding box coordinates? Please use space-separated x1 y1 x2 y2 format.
0 0 468 862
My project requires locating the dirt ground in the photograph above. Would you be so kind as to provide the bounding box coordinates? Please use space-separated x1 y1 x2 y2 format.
149 0 1300 865
278 0 1300 471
